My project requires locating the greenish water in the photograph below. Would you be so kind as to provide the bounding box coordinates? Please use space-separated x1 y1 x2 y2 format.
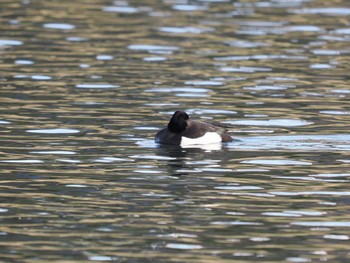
1 0 350 262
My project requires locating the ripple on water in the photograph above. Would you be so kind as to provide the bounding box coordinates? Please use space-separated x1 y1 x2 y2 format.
312 49 347 55
56 159 81 163
211 221 262 226
215 185 263 190
225 40 269 48
241 159 312 166
290 7 350 16
133 169 163 174
147 87 210 93
286 257 311 263
76 83 119 89
332 28 350 35
31 75 52 80
143 56 167 62
285 25 323 32
312 173 350 178
13 74 29 79
243 85 289 91
80 64 90 68
128 44 179 52
0 39 23 46
172 4 207 11
130 155 176 161
186 109 237 115
220 66 272 73
43 23 75 30
26 128 81 134
165 243 203 249
286 211 327 216
30 151 76 155
145 87 211 97
323 235 349 240
134 126 159 131
94 157 130 163
199 168 232 172
157 233 197 238
159 26 213 34
291 221 350 227
65 184 88 188
102 6 139 13
331 89 350 94
320 110 350 115
310 63 333 69
66 36 87 42
88 255 115 261
235 21 286 27
216 55 307 61
263 210 325 217
15 59 34 65
96 55 114 60
185 80 223 86
224 119 312 127
270 191 350 196
0 159 44 163
0 120 10 124
262 212 302 217
232 134 350 151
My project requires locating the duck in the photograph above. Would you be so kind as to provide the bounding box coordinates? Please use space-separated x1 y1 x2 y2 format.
155 111 233 146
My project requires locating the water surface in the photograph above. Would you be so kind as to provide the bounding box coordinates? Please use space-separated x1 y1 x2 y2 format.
1 0 350 262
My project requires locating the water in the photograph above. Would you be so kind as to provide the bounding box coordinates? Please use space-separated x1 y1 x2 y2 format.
1 0 350 262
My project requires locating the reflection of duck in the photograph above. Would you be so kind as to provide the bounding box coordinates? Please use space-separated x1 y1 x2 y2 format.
155 111 232 146
154 143 228 177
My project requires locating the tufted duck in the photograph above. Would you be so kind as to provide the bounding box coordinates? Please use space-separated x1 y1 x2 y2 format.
155 111 233 146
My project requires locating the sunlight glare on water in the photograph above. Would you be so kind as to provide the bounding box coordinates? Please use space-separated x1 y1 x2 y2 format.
1 0 350 262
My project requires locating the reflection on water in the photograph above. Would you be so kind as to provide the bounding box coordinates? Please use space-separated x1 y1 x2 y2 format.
1 0 350 262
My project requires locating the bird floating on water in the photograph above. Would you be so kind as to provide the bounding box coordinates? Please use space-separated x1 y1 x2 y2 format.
155 111 233 146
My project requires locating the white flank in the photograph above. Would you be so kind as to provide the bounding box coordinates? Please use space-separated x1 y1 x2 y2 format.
181 132 222 146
